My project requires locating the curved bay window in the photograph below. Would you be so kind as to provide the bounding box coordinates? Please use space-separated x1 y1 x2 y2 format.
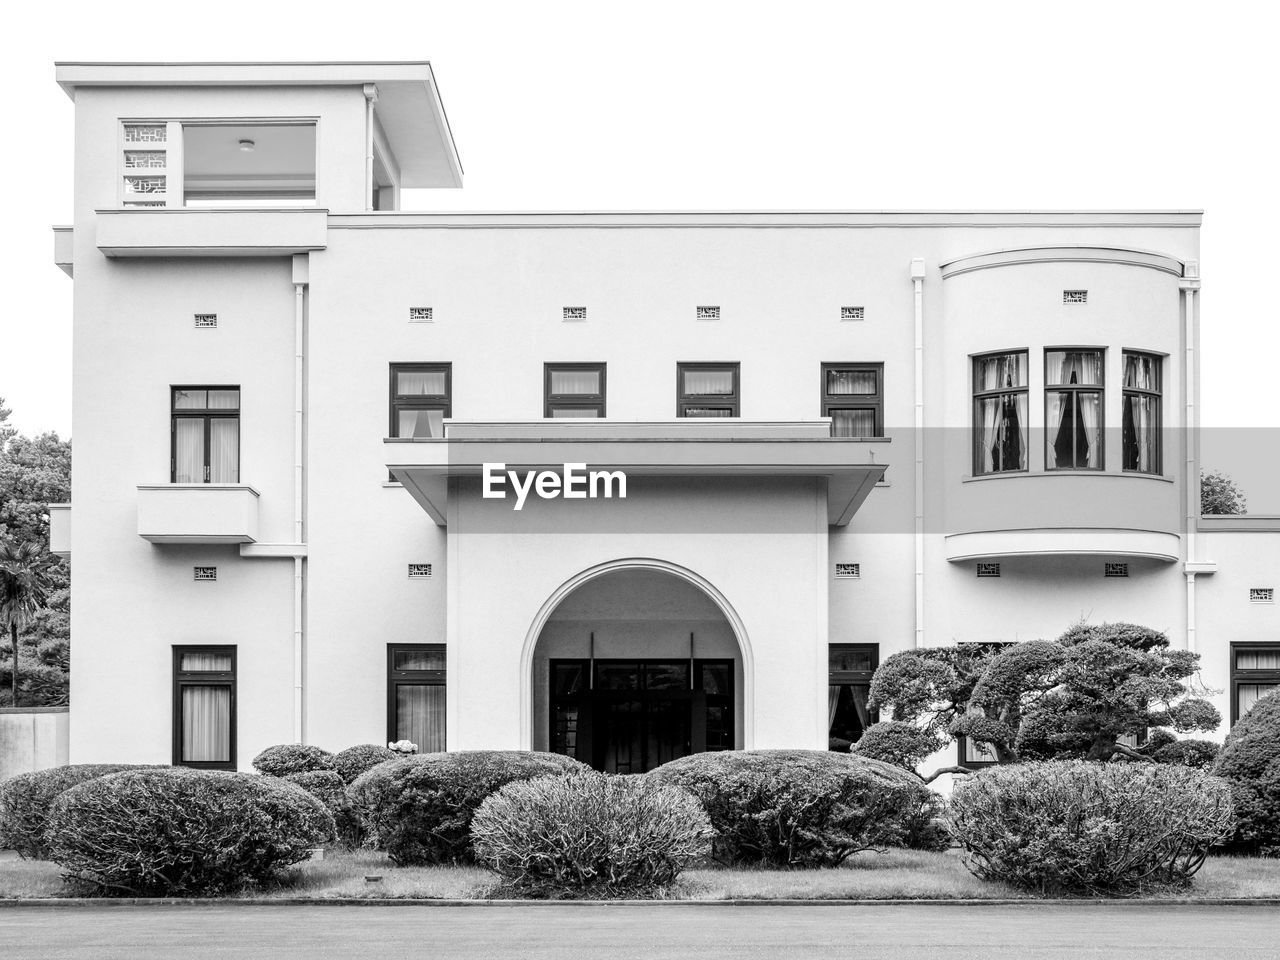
1046 349 1104 470
1122 352 1162 474
973 351 1028 475
828 644 878 751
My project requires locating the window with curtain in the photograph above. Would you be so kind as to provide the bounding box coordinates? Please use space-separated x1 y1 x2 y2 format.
387 644 446 752
677 362 740 417
1122 351 1161 474
389 363 452 439
172 646 235 769
828 644 878 750
1045 349 1104 470
171 387 240 483
972 352 1028 475
1232 644 1280 724
544 362 606 417
821 363 883 438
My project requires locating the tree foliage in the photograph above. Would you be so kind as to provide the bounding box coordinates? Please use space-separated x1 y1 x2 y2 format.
1201 469 1247 515
860 622 1220 768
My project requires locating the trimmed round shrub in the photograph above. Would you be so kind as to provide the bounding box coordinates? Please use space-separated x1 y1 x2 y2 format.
45 768 333 896
332 744 398 784
471 772 713 898
348 750 589 865
852 721 946 770
647 749 933 867
1214 690 1280 854
948 761 1235 894
1152 739 1221 770
283 770 361 846
251 743 334 777
0 764 153 860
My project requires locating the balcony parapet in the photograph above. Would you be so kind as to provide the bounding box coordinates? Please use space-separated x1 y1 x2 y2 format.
137 484 260 544
48 504 71 558
96 208 327 258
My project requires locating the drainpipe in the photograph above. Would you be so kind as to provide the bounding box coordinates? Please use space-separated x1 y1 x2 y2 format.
363 84 378 211
292 254 309 741
911 258 926 648
1181 261 1201 653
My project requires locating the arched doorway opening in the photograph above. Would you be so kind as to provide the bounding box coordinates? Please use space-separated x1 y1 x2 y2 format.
524 560 750 773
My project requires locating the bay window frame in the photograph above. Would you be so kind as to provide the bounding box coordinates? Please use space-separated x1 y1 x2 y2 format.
1044 346 1106 472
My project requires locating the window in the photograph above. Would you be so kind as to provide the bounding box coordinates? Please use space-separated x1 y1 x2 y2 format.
390 363 451 439
544 363 606 418
387 644 446 752
828 644 878 750
171 387 240 483
1122 351 1161 474
1231 644 1280 724
1046 349 1104 470
173 647 235 769
677 362 739 417
973 351 1028 474
821 363 883 437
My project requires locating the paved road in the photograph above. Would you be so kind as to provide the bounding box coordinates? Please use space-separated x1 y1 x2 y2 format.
2 902 1276 959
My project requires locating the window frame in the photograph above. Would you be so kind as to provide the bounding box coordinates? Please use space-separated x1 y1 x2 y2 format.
1043 346 1106 472
820 363 884 438
388 363 452 439
544 362 607 418
1121 349 1163 475
386 643 447 751
170 385 241 484
828 643 880 748
676 361 740 418
954 641 1015 768
1230 642 1280 725
172 645 236 770
971 349 1029 476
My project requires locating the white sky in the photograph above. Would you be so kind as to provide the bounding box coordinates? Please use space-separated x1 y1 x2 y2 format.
2 0 1276 503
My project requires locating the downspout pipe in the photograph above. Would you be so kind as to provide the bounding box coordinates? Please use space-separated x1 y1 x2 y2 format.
363 84 378 211
911 258 926 648
292 254 309 742
1181 261 1201 653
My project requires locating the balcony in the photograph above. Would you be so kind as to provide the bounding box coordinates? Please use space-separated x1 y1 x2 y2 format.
48 504 71 558
137 484 260 544
96 207 327 259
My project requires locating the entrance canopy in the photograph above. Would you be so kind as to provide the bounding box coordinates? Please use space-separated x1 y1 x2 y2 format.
387 420 889 526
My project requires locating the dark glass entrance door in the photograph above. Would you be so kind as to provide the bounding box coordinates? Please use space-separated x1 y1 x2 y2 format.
550 658 733 773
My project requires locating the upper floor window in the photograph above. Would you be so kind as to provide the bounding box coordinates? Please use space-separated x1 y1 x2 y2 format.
677 362 739 417
1231 644 1280 724
1122 352 1162 474
545 363 606 418
973 351 1028 475
390 363 451 438
821 363 883 437
1045 349 1104 470
172 387 239 483
121 121 317 208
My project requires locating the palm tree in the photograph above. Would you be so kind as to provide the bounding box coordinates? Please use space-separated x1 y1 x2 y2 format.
0 541 54 708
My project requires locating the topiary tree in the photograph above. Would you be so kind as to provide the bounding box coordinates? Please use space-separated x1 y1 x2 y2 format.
251 743 335 777
1201 469 1247 515
332 744 397 784
1213 689 1280 855
859 622 1220 772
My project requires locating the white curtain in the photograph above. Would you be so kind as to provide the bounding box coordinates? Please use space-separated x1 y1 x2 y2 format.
550 369 600 395
209 418 239 482
685 407 733 417
1126 395 1156 472
828 686 840 730
1239 683 1279 717
977 353 1026 391
551 408 601 418
174 419 204 483
832 409 875 438
397 370 447 396
180 652 233 671
1078 392 1101 468
181 685 231 763
682 369 734 396
397 684 446 752
827 369 876 396
1238 650 1280 670
398 409 444 438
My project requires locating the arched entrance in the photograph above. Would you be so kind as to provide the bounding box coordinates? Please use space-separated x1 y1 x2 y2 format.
522 559 752 772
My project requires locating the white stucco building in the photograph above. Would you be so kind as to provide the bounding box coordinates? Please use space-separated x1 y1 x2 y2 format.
47 61 1280 775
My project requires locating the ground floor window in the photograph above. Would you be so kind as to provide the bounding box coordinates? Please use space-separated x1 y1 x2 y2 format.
828 644 878 750
550 658 733 773
172 646 235 769
387 644 446 752
1232 643 1280 724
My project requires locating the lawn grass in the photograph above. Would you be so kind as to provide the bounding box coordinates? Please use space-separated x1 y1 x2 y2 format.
3 847 1279 901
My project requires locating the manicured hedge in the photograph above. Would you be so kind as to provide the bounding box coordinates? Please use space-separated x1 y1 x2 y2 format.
283 769 361 846
1214 690 1280 854
332 744 397 784
46 768 333 896
251 743 335 777
647 749 933 867
0 764 153 860
471 772 712 898
948 761 1235 894
348 750 588 865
